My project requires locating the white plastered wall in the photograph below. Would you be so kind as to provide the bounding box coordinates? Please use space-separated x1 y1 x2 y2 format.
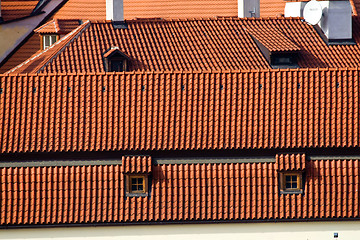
1 220 360 240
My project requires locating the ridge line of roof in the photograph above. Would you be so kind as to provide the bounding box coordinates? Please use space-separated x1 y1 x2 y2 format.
1 67 358 77
90 16 305 24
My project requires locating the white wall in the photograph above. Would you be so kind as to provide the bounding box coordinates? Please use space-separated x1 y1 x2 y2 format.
1 220 360 240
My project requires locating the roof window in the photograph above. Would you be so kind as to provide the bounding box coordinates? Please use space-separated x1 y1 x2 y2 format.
42 35 58 50
103 47 130 72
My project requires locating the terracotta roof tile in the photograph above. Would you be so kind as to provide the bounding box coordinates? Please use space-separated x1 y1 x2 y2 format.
1 157 360 225
276 153 306 171
260 0 285 17
7 21 90 74
0 68 359 154
1 0 38 22
10 17 360 74
34 19 81 34
247 26 300 52
123 156 152 173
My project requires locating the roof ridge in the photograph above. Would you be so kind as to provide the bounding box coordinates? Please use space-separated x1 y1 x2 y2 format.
34 19 56 33
92 16 304 24
3 67 360 77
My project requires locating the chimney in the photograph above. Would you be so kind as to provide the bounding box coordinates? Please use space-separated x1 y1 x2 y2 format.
238 0 260 18
318 0 352 40
106 0 124 22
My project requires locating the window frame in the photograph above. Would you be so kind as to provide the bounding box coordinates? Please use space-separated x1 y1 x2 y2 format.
279 171 303 194
125 174 149 197
42 34 58 50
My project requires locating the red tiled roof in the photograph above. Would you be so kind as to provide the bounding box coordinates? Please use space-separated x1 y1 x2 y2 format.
247 27 300 52
52 0 238 20
260 0 285 17
123 156 152 173
0 69 359 154
1 156 360 225
9 17 360 74
7 21 90 74
1 0 38 22
34 19 81 34
276 153 306 171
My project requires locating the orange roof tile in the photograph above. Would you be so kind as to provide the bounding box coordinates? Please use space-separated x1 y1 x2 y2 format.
9 17 360 74
0 68 359 154
260 0 286 17
1 0 38 22
1 156 360 225
123 156 152 173
7 20 90 74
34 19 81 34
276 153 306 171
247 26 300 52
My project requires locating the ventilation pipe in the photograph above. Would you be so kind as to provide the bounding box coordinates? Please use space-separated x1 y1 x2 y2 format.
106 0 124 22
238 0 260 18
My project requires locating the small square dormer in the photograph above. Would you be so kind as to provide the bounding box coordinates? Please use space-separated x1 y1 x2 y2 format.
103 47 130 72
34 19 81 50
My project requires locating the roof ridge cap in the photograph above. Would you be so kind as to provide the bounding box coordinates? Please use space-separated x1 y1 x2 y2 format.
5 67 360 77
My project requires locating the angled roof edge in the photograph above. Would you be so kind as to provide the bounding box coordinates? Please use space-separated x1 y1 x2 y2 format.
2 67 359 77
6 20 90 74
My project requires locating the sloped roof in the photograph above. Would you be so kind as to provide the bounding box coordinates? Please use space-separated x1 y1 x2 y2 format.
9 17 360 74
7 20 90 74
246 26 300 52
0 69 359 154
1 154 360 226
34 19 81 34
1 0 38 22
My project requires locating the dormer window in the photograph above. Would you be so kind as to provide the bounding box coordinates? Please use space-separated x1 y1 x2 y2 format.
270 52 298 67
247 28 300 69
103 47 130 72
42 35 58 49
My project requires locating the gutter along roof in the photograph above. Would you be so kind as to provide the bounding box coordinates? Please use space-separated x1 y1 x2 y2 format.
2 153 360 226
0 68 359 154
8 17 360 74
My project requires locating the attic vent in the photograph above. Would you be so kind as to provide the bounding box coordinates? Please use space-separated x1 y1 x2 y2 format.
247 28 300 69
103 47 130 72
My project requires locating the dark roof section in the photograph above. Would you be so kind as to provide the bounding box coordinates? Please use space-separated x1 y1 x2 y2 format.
0 68 359 154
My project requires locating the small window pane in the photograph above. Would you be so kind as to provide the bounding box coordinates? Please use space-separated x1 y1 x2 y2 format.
138 178 143 184
138 185 143 191
292 176 297 181
285 176 291 182
286 183 291 188
292 183 297 188
131 185 137 191
51 35 57 44
132 178 137 184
